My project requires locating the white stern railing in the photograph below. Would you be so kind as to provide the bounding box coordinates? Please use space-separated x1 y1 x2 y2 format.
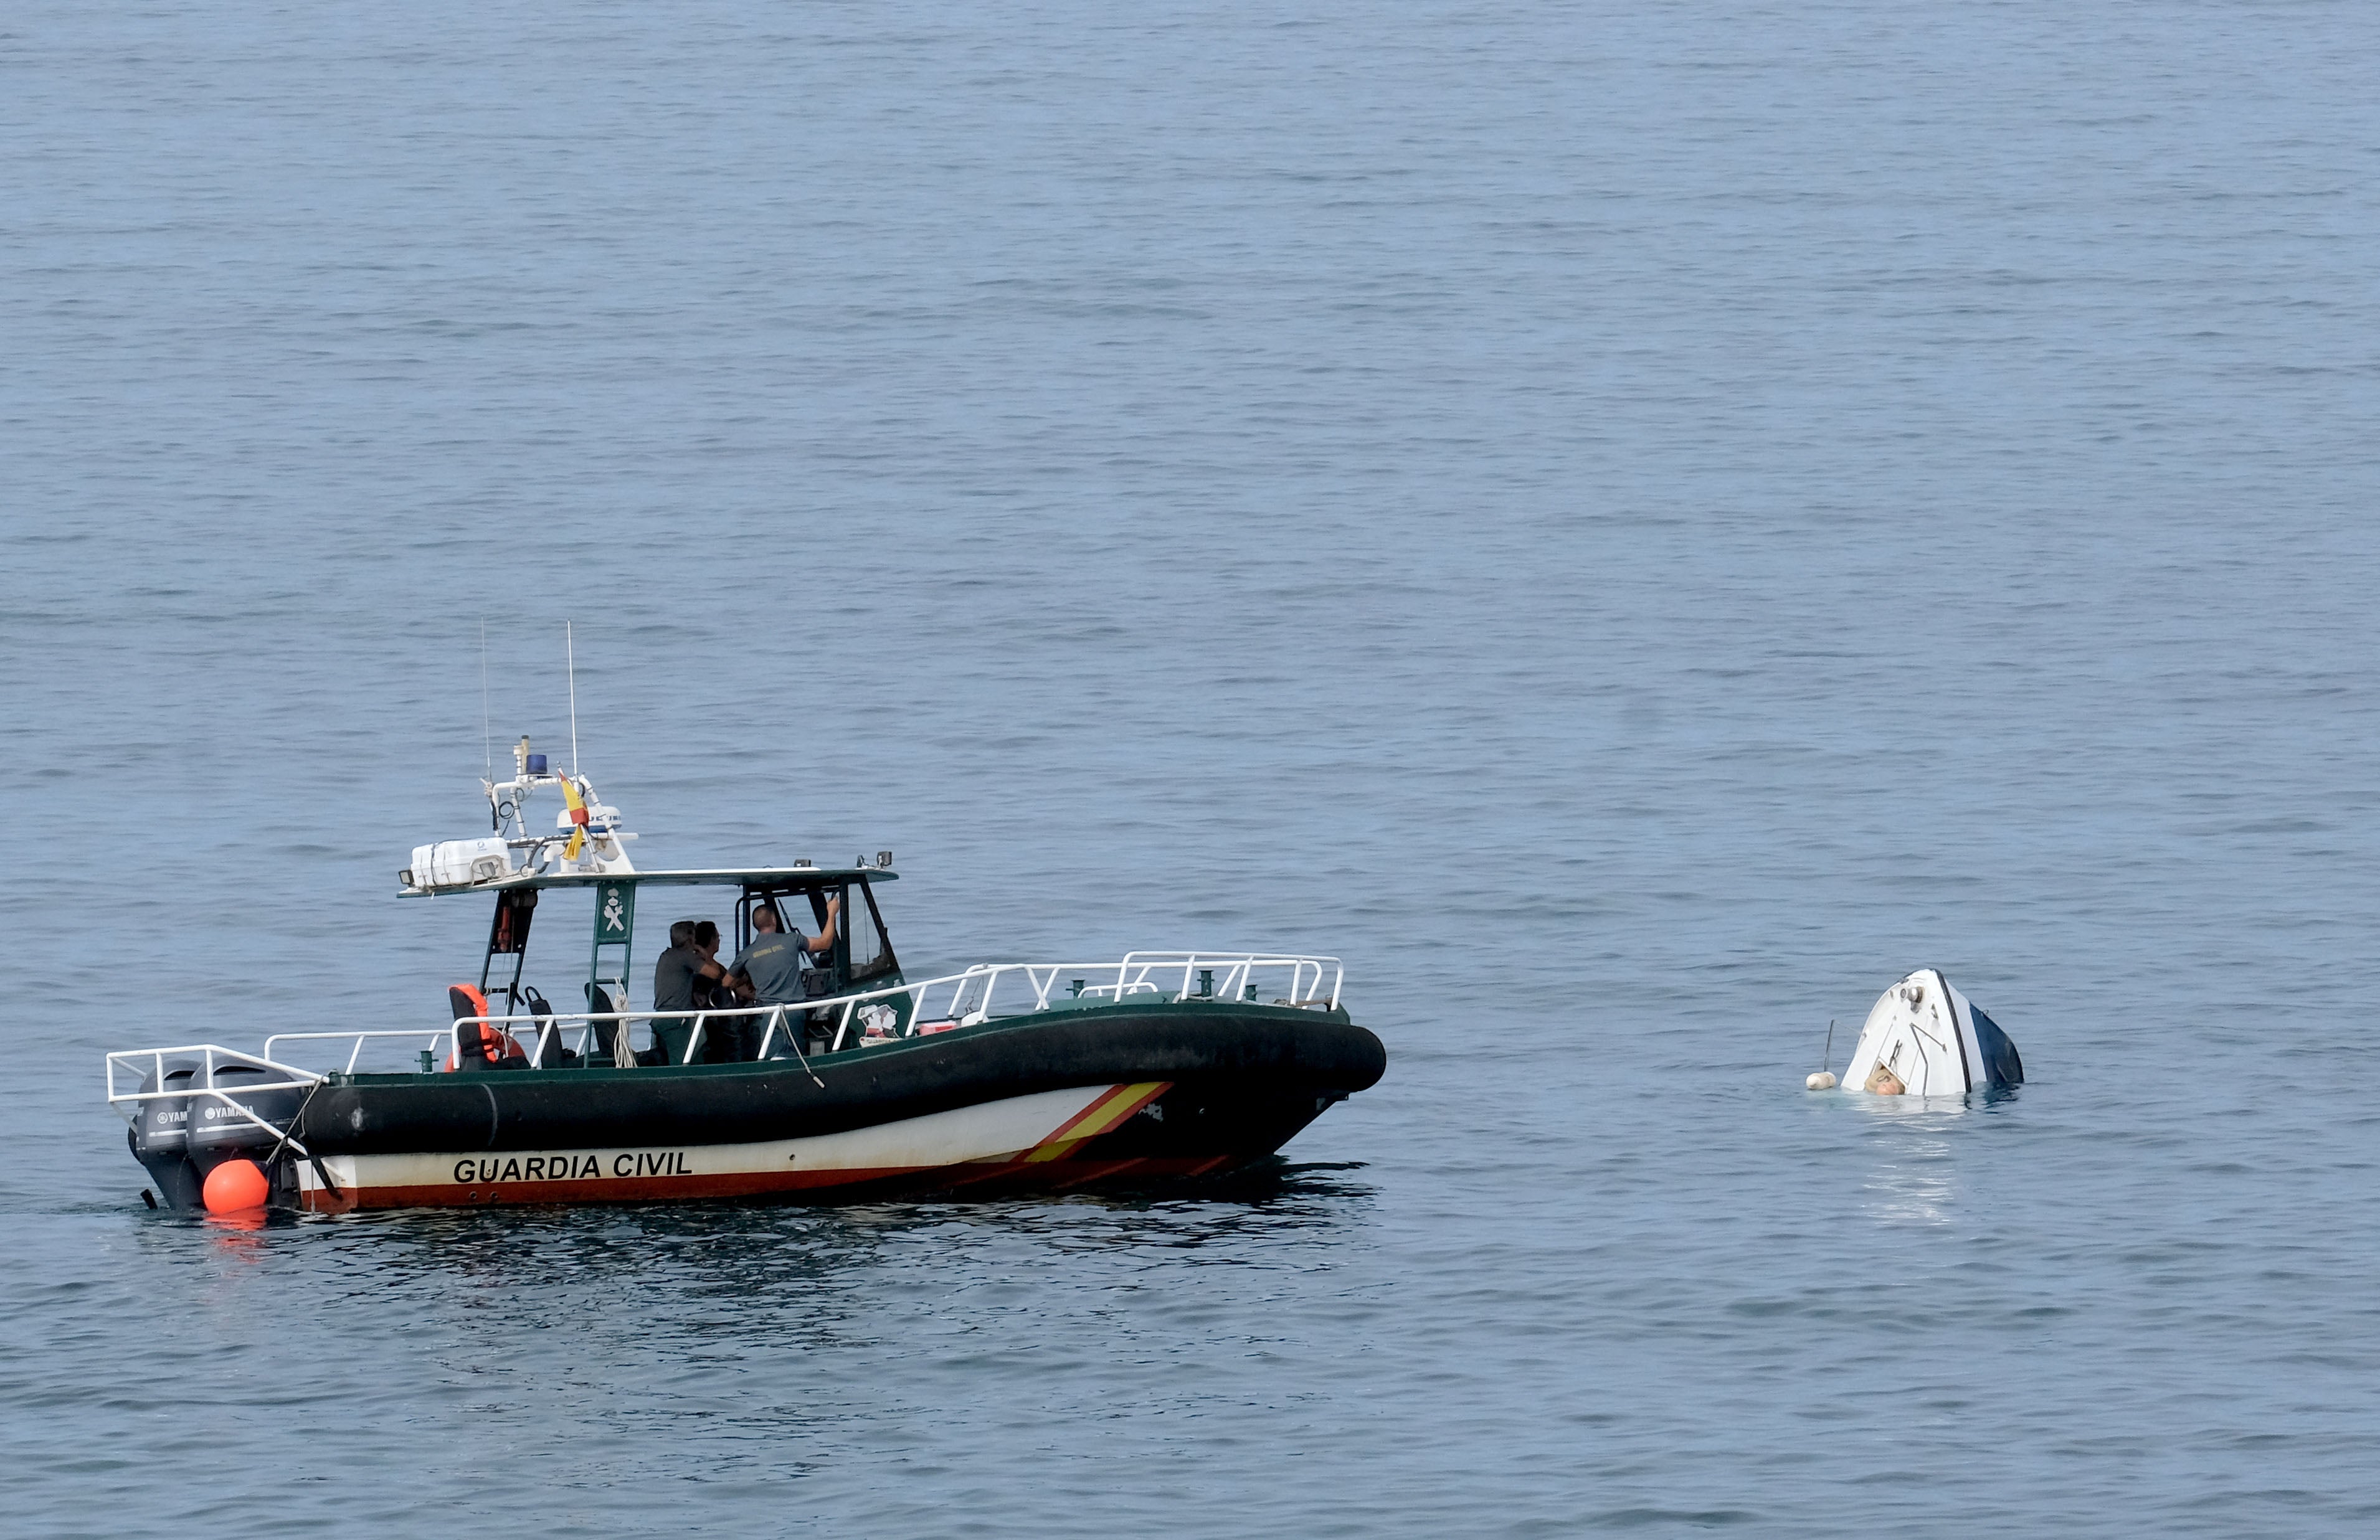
103 1046 326 1154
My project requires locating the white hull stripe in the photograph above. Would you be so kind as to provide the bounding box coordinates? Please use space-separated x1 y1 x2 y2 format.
298 1083 1164 1203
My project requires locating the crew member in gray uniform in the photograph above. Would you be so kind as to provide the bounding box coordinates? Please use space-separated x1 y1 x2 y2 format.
651 919 732 1065
727 895 842 1057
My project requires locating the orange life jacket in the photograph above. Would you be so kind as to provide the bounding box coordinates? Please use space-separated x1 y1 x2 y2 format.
444 983 521 1070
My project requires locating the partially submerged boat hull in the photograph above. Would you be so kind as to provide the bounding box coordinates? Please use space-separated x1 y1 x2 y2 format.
1841 968 2022 1096
280 1004 1382 1211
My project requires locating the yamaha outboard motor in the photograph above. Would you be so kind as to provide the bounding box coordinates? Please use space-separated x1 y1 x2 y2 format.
128 1059 205 1210
186 1062 309 1201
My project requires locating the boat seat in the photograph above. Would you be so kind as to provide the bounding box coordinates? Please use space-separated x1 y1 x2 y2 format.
445 983 522 1072
586 983 638 1067
523 986 577 1068
451 1020 524 1072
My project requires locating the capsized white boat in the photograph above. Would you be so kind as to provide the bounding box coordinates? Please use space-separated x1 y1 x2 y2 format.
1841 968 2022 1095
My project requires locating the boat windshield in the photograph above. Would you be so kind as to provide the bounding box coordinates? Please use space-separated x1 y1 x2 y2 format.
844 884 893 983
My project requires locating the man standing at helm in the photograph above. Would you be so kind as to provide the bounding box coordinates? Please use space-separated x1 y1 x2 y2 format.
650 919 732 1066
726 895 841 1057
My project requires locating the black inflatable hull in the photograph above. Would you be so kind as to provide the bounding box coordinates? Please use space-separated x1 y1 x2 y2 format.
262 1003 1383 1211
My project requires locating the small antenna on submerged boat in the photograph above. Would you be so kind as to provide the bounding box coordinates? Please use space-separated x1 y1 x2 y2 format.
566 620 579 776
1805 1019 1839 1091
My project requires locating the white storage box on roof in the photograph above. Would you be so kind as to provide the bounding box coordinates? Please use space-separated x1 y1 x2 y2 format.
407 837 514 890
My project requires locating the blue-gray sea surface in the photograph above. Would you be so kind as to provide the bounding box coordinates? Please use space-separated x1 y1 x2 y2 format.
6 1 2379 1534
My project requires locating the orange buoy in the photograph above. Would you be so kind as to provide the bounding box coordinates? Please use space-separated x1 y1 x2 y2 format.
203 1158 270 1214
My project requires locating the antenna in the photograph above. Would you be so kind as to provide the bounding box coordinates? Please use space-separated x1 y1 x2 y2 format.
480 620 492 777
567 620 580 777
1804 1018 1841 1091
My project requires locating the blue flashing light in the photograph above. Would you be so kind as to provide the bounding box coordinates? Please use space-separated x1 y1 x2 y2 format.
526 753 549 775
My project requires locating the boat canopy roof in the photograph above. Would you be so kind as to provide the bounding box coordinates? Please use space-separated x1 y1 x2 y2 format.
400 866 897 896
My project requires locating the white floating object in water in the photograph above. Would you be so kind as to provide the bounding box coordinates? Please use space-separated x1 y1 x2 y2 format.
1842 968 2023 1095
1805 1070 1837 1090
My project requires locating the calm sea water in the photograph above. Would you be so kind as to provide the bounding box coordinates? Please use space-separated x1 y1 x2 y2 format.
7 1 2380 1533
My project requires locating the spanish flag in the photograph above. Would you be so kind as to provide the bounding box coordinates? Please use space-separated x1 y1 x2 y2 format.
560 777 590 859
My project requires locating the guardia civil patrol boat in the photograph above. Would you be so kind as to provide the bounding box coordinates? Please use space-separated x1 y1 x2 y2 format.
107 739 1385 1213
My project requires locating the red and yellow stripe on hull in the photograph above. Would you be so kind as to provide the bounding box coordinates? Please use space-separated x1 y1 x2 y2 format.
1021 1080 1167 1162
295 1081 1179 1212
